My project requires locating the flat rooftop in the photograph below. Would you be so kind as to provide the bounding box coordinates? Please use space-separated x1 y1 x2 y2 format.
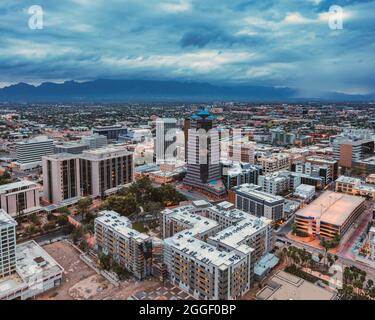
209 214 271 249
16 240 64 284
0 209 17 228
0 240 64 298
256 270 335 300
164 234 246 269
234 183 284 203
296 191 365 226
43 153 78 160
0 180 38 193
80 145 131 159
336 175 361 185
163 205 219 236
96 210 149 241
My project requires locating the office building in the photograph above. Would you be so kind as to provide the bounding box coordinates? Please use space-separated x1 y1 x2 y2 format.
335 175 375 199
305 156 339 180
183 118 191 162
291 161 330 186
258 171 290 195
333 137 374 169
155 118 177 164
15 136 54 170
259 153 290 174
94 210 152 280
92 125 127 141
79 146 134 197
228 141 256 164
221 161 262 190
231 183 285 221
184 110 226 198
81 133 108 149
353 155 375 174
295 191 366 239
289 172 323 190
0 209 17 278
54 142 89 155
270 128 296 146
42 153 80 205
0 181 41 217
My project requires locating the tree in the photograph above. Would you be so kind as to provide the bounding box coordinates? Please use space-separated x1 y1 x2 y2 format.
58 206 70 215
0 171 11 185
291 223 298 235
99 253 112 270
71 227 84 244
77 197 93 220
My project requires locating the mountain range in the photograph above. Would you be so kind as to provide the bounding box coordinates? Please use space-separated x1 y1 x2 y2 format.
0 79 373 103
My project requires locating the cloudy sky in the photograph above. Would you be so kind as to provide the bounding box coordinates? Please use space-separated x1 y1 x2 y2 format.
0 0 374 95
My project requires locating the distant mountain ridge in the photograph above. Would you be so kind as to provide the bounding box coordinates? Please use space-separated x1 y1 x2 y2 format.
0 79 372 102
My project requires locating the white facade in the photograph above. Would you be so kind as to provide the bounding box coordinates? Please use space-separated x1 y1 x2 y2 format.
15 136 54 169
0 210 17 278
155 118 177 164
42 153 80 205
81 133 108 149
79 146 134 197
258 171 290 195
0 181 41 217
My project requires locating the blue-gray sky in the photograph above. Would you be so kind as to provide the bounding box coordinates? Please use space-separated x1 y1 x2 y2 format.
0 0 374 95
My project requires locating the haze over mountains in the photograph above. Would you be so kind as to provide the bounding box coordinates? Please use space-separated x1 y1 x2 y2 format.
0 79 373 103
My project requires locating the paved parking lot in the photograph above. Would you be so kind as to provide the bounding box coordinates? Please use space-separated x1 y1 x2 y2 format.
130 283 195 300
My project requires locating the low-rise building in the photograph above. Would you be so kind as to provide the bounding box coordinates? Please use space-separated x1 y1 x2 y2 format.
0 210 64 300
0 181 41 217
336 175 375 199
294 184 316 202
256 270 336 300
258 153 290 174
295 191 366 239
258 171 290 195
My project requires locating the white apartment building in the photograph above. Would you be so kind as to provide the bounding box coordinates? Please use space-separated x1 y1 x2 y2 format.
15 136 54 170
258 171 290 195
163 234 252 300
42 153 80 205
0 180 41 217
232 183 285 221
94 210 152 280
0 209 17 277
259 153 290 174
161 200 274 300
294 184 316 202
